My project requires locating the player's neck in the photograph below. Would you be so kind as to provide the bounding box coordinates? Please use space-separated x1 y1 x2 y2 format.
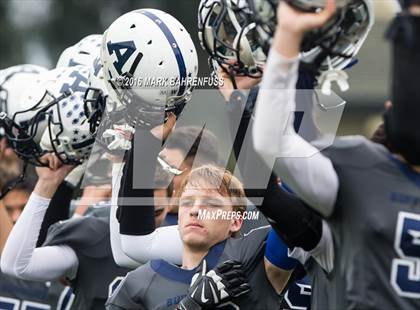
181 246 209 270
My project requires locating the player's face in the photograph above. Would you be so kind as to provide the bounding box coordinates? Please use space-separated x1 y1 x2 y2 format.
178 185 242 251
1 189 29 224
153 189 169 227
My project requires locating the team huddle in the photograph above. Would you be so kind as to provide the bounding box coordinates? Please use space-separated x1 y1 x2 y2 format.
0 0 419 309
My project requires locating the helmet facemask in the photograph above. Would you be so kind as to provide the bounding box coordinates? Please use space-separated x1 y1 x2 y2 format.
199 0 265 80
0 90 71 166
300 0 372 74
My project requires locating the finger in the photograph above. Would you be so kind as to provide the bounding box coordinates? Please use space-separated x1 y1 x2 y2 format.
51 154 57 170
385 100 392 110
318 0 336 24
162 113 176 140
217 69 230 80
229 284 251 297
196 259 207 276
52 154 62 170
220 269 246 281
216 260 243 270
38 153 49 166
4 147 14 158
305 0 336 30
62 164 76 176
225 276 248 288
216 260 242 272
166 113 176 129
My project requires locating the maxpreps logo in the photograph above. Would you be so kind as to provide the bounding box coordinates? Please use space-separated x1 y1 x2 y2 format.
198 209 260 221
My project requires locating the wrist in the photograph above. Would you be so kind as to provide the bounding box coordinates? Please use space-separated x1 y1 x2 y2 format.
34 179 60 198
274 25 303 59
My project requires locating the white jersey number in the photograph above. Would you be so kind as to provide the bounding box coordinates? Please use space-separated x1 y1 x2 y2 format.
390 212 420 299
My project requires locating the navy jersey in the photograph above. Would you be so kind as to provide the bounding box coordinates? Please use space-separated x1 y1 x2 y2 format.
43 207 130 310
107 226 282 309
0 268 73 310
322 136 420 309
280 277 312 310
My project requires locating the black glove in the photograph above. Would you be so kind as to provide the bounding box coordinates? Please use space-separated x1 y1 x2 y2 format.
176 259 251 310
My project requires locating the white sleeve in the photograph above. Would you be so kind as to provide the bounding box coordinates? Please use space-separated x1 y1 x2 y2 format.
288 220 334 273
252 48 339 217
120 225 183 265
0 193 78 281
110 164 183 266
110 162 144 268
308 221 334 273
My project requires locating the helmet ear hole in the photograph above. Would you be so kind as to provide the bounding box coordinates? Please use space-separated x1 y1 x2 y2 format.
159 61 164 66
148 40 152 45
130 24 136 29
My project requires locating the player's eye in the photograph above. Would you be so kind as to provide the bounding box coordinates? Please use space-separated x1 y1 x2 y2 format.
154 208 165 217
204 199 224 208
179 199 194 207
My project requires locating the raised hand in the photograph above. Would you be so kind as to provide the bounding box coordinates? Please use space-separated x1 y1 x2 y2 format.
274 0 337 58
217 64 262 102
34 153 75 198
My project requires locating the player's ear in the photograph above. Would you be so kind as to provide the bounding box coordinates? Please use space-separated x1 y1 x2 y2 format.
230 216 243 235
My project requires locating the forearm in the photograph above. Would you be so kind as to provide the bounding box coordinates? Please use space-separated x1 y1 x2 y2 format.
37 181 73 247
120 225 182 265
252 47 338 217
117 130 158 235
259 173 323 251
0 192 78 280
110 162 144 268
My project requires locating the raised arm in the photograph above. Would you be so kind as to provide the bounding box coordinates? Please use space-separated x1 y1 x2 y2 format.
0 154 79 281
252 0 339 217
110 161 182 267
110 115 183 266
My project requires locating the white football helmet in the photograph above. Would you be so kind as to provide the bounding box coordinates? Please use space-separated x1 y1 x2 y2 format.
56 34 102 68
198 0 266 78
299 0 374 72
37 66 95 165
285 0 351 11
101 9 198 128
0 64 48 117
0 64 48 149
3 66 93 165
247 0 374 72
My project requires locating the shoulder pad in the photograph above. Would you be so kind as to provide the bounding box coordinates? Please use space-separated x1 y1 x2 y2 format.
43 216 111 258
